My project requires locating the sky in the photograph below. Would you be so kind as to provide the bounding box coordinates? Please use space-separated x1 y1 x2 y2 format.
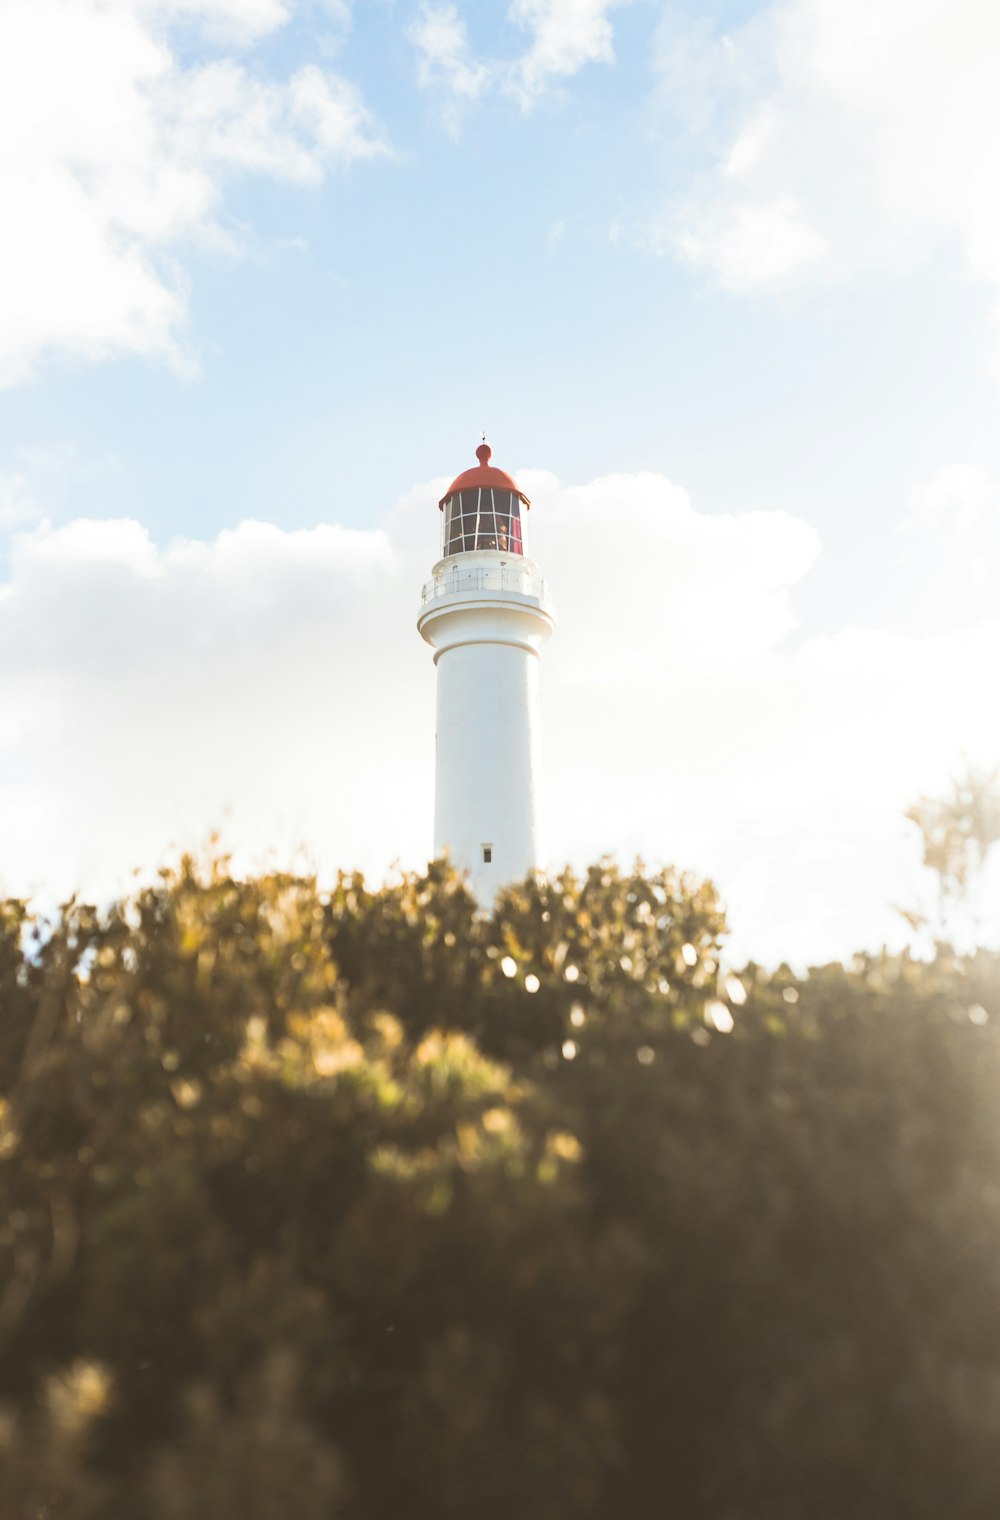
1 0 999 964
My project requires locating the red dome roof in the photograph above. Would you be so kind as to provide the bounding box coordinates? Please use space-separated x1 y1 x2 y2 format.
438 442 531 510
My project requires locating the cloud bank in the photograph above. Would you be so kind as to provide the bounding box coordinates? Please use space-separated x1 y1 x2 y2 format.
1 467 996 964
409 0 629 117
0 0 384 386
655 0 1000 330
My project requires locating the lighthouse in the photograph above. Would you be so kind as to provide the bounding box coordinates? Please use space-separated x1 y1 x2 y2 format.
417 441 555 902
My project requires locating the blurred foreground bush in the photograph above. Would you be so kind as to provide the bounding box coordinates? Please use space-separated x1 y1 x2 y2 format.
1 858 999 1518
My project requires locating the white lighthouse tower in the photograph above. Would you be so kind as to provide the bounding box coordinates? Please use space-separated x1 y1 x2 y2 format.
417 441 555 902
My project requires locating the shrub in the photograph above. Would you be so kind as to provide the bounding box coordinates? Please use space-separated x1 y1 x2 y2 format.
1 857 998 1517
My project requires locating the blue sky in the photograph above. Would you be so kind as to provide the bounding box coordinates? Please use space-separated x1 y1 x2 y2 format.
1 0 998 961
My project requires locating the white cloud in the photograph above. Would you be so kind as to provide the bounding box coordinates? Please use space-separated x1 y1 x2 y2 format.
147 0 294 45
0 513 422 905
526 469 821 679
408 0 629 114
893 463 1000 630
656 0 1000 316
0 0 385 385
672 195 829 293
509 0 629 104
409 3 491 113
546 217 570 255
1 465 996 964
905 462 998 549
527 468 998 961
0 477 43 535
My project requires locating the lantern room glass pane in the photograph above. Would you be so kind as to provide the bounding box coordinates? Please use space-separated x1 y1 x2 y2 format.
443 497 463 556
477 489 499 550
459 489 479 551
507 493 525 556
493 490 522 556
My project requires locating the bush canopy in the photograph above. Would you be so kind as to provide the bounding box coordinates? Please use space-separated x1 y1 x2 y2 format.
1 857 999 1518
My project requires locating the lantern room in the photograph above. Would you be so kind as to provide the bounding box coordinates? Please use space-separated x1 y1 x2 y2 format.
438 441 530 558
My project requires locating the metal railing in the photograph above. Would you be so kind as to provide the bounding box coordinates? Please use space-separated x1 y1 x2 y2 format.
420 564 549 606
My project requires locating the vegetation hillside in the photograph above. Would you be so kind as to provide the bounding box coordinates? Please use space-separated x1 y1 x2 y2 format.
1 856 999 1518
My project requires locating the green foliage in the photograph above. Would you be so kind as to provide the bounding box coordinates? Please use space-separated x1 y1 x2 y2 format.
1 856 999 1518
904 764 1000 943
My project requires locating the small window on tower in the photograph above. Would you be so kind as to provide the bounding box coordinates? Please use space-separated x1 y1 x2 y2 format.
483 845 493 864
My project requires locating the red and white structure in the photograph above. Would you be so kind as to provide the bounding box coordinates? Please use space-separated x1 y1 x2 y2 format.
417 441 555 901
